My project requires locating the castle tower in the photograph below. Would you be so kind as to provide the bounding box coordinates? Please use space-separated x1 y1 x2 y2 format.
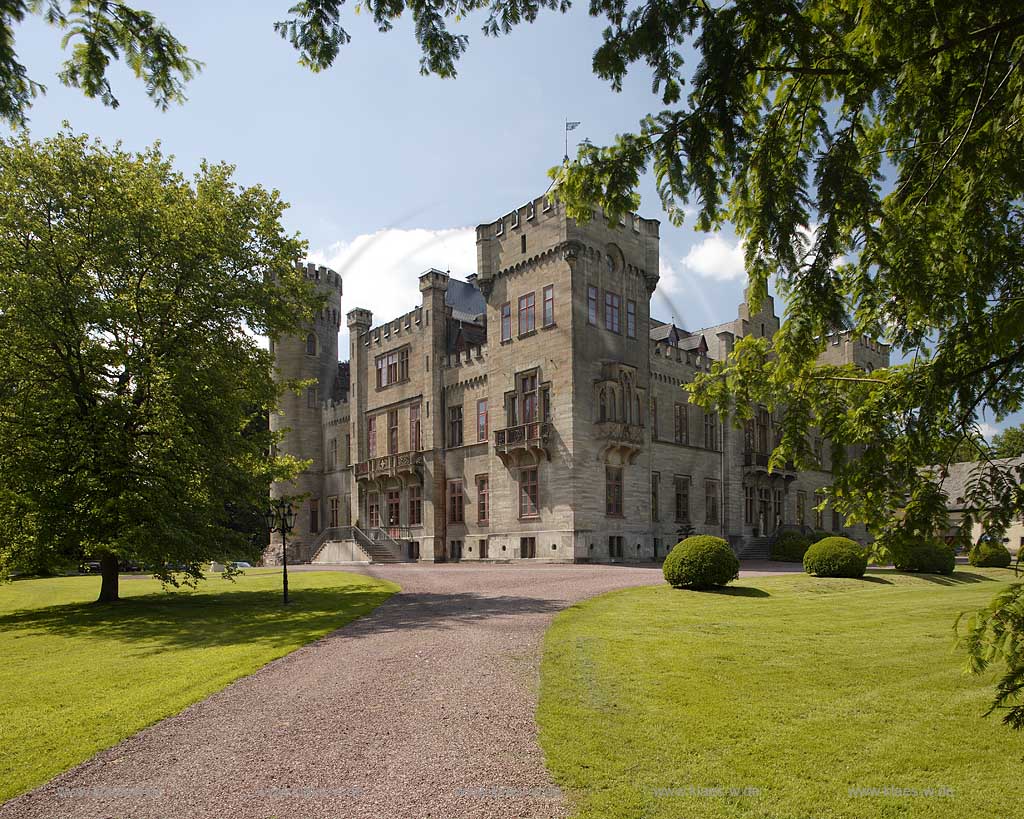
267 262 342 563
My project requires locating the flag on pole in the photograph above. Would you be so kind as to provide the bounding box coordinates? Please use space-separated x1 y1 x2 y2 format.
566 121 581 131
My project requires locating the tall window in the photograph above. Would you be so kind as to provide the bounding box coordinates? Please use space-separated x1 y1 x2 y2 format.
398 348 409 382
745 486 756 525
305 333 316 355
674 403 688 444
367 492 380 528
477 398 488 441
651 398 659 439
328 438 337 468
542 285 555 326
409 404 421 451
408 484 422 526
387 409 399 455
375 347 409 388
448 479 464 523
477 474 489 522
705 480 720 524
675 476 690 522
386 490 401 526
587 285 598 324
832 507 842 532
519 372 539 424
518 292 536 334
329 496 339 528
814 492 825 529
604 291 621 333
367 416 376 458
651 472 660 522
774 489 784 527
309 499 320 533
448 405 463 446
626 299 636 338
519 467 539 517
501 302 512 341
797 491 807 526
344 433 351 466
704 412 720 451
606 466 623 516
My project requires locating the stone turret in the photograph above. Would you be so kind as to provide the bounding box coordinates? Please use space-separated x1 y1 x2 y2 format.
266 262 342 563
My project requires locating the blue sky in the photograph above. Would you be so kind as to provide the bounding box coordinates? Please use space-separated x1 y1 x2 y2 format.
13 1 748 338
11 2 1017 438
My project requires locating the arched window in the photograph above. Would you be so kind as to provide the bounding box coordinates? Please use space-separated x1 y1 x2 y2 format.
598 389 607 422
305 333 317 356
608 387 617 421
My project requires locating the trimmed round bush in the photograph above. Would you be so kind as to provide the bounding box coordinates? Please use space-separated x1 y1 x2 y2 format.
803 537 868 578
968 541 1012 568
772 531 812 562
893 540 956 575
663 535 740 589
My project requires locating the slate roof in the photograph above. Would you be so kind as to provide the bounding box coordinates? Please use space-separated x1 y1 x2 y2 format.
446 277 486 322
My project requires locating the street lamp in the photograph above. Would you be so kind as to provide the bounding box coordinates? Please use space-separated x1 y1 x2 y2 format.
264 499 297 604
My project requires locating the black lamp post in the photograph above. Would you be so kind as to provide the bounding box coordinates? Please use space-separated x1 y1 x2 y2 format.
264 499 296 604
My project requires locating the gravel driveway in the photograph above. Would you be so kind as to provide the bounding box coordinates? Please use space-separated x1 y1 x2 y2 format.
3 561 797 819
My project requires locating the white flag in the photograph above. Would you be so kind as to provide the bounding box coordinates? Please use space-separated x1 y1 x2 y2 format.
566 121 581 131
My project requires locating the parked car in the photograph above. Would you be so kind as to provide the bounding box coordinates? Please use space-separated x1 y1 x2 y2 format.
80 561 101 574
230 561 252 569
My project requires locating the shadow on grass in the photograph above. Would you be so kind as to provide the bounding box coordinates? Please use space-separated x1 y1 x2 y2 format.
859 576 895 585
705 586 771 598
908 571 998 586
0 585 566 652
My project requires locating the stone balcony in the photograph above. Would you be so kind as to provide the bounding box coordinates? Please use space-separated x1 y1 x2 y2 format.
355 450 424 483
595 421 645 463
743 449 797 479
494 421 551 464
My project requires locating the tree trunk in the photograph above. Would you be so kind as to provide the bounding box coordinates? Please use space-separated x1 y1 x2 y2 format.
97 551 120 603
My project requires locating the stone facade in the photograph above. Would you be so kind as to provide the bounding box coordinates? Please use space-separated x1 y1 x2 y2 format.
266 195 890 565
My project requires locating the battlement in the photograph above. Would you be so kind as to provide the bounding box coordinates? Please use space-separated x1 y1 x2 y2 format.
652 341 713 373
443 343 488 371
299 261 343 294
363 306 426 347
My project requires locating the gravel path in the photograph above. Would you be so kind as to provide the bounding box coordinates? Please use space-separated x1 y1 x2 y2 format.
2 561 794 819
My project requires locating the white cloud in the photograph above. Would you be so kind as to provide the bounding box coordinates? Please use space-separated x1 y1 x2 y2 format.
307 226 478 356
680 234 746 281
978 422 999 442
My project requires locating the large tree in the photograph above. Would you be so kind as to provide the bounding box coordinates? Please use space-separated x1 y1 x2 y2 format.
0 131 317 601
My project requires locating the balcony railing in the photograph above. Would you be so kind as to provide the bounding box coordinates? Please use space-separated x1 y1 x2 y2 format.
355 450 424 481
743 449 796 474
594 420 645 446
494 421 550 458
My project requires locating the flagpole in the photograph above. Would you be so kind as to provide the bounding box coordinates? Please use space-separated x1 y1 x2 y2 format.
564 120 569 163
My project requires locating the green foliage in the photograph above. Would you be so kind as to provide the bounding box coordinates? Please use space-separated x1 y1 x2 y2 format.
662 535 738 589
959 583 1024 730
992 425 1024 459
771 530 812 563
892 540 957 576
969 541 1013 569
803 537 867 579
0 1 201 126
0 130 318 599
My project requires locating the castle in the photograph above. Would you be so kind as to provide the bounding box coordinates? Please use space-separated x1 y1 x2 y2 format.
266 193 889 565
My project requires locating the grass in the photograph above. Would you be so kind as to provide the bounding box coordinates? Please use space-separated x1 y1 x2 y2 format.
538 568 1024 819
0 569 397 803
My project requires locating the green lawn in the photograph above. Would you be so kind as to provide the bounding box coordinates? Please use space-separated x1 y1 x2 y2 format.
0 569 397 803
539 568 1023 819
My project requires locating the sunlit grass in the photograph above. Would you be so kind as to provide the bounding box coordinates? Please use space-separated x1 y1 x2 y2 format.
0 569 397 803
539 568 1022 818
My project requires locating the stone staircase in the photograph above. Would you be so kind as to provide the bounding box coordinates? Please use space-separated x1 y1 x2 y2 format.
737 536 772 560
352 526 409 564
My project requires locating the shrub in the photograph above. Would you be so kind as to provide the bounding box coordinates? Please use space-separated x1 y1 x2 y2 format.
968 541 1012 568
803 537 868 578
772 531 812 562
892 540 956 575
663 535 740 589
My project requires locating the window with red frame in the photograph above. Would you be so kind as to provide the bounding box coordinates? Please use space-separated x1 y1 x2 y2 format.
518 292 536 334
